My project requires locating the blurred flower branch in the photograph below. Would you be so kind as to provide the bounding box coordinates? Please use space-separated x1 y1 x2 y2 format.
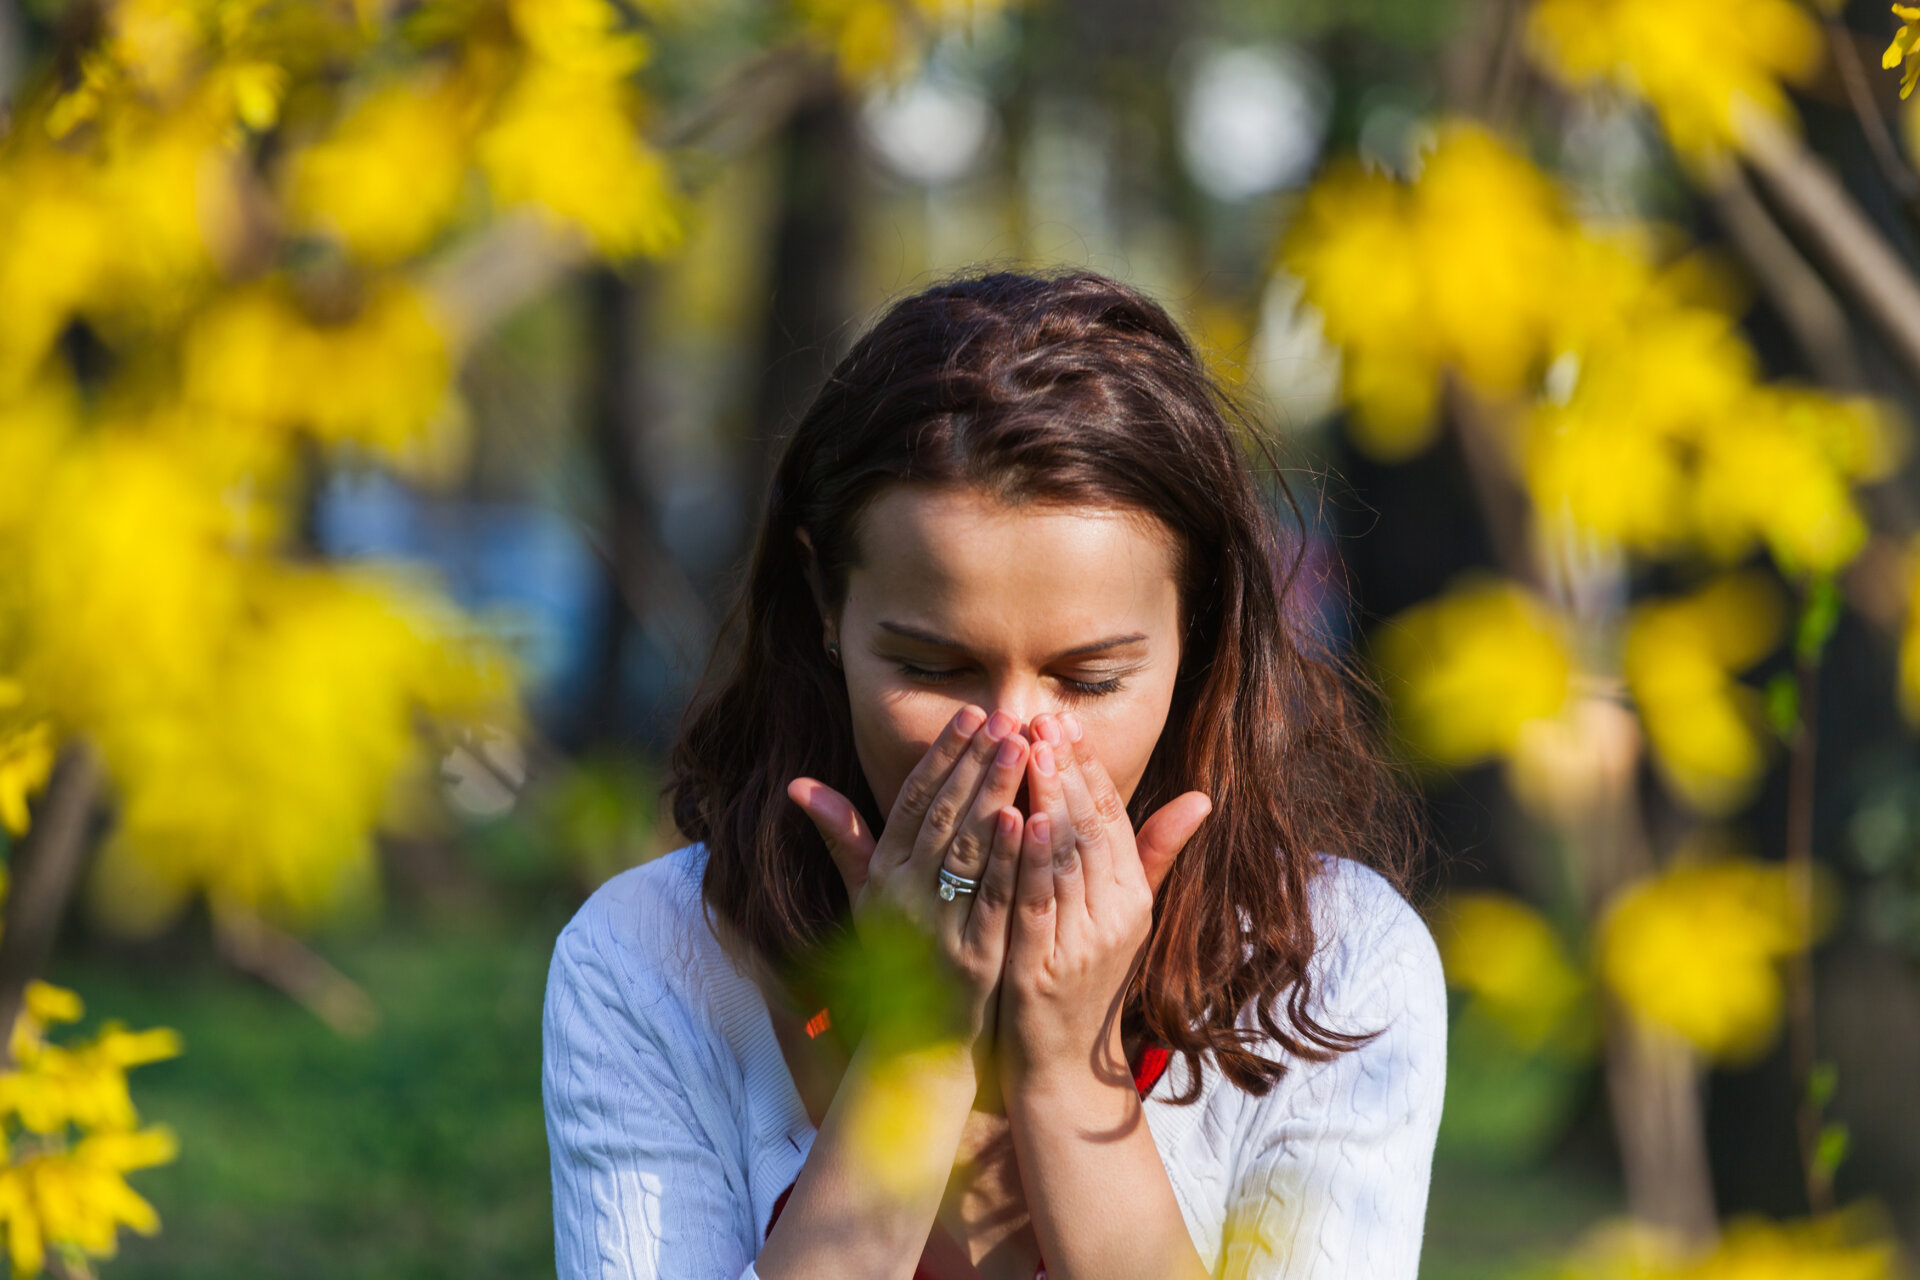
1285 0 1920 1267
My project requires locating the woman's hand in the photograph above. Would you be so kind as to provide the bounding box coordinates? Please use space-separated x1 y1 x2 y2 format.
989 710 1215 1280
998 711 1212 1091
788 704 1030 1052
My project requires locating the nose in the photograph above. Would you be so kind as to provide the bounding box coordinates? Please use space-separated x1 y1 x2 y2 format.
984 676 1056 743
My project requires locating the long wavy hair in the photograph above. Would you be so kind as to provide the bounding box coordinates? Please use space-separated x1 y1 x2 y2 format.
669 269 1417 1101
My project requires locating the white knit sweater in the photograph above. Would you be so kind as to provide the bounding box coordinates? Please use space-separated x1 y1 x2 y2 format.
542 844 1447 1280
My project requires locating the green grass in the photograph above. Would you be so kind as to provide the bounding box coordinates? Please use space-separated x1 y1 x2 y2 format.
45 892 575 1280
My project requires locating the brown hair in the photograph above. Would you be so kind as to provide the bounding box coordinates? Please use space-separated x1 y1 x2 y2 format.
669 269 1417 1101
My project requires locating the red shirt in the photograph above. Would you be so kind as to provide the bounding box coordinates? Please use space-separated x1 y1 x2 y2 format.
766 1045 1172 1280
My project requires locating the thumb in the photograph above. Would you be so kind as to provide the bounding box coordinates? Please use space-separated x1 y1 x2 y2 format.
1137 792 1211 894
787 777 877 902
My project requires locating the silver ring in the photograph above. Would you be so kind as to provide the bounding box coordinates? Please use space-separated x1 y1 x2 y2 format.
936 866 979 902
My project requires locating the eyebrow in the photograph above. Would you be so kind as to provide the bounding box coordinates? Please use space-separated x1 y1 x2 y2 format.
876 621 1149 661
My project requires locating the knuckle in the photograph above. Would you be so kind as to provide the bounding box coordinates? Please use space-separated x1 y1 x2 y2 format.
947 829 985 870
899 776 937 815
926 795 963 833
1095 787 1128 824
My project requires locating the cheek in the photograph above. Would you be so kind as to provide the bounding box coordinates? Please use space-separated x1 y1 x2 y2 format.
845 673 963 814
1078 682 1179 802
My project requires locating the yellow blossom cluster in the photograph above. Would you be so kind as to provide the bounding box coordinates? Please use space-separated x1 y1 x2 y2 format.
472 0 684 259
1599 855 1828 1060
1435 892 1592 1053
1528 0 1822 159
0 981 181 1279
1438 848 1828 1067
1375 571 1796 820
1558 1212 1899 1280
0 397 514 926
1281 126 1573 460
1623 574 1784 815
1370 576 1574 769
1887 6 1920 99
1287 126 1897 578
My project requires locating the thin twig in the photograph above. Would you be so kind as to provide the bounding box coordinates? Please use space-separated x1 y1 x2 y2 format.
1823 17 1920 205
212 908 380 1037
0 743 103 1063
1703 159 1863 388
1739 106 1920 389
1785 645 1828 1213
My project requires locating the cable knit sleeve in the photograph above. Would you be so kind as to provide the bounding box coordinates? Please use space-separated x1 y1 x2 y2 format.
543 879 761 1280
1213 859 1448 1280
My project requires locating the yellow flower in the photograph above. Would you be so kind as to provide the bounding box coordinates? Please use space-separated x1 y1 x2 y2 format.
2 1020 183 1135
0 720 55 837
22 431 243 731
285 74 476 263
1529 0 1822 159
1624 573 1783 815
1435 892 1590 1052
1280 162 1438 458
477 63 683 260
91 566 515 929
183 280 462 467
1373 577 1574 768
1282 126 1576 460
1559 1211 1899 1279
1691 392 1875 575
1598 857 1821 1061
1885 5 1920 98
0 1126 179 1278
1524 306 1756 556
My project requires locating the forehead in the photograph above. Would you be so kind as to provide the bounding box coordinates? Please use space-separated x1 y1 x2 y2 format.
845 484 1180 642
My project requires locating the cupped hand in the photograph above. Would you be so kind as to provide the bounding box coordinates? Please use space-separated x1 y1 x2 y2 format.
788 705 1031 1052
997 711 1212 1092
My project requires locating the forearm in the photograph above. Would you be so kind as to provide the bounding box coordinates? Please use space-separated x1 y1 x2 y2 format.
1005 1065 1208 1280
757 1038 979 1280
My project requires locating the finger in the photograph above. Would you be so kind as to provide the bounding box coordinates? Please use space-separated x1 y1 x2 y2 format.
1010 807 1057 966
948 721 1028 885
881 704 989 867
1138 791 1213 895
1062 714 1137 888
1050 718 1114 910
787 777 877 901
911 709 1015 880
1027 729 1085 932
963 805 1023 957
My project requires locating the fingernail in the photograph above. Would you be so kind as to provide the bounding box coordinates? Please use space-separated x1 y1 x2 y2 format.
1034 742 1055 776
997 808 1018 840
1065 713 1083 743
986 709 1015 741
1037 717 1061 745
956 705 987 735
995 734 1024 767
1030 812 1051 844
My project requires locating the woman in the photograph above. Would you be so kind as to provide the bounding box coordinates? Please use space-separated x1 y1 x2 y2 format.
543 271 1446 1280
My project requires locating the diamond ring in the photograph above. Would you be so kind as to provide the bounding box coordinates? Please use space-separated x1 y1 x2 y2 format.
936 866 979 901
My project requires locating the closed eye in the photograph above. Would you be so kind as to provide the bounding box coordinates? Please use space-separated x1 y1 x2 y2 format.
894 663 1130 698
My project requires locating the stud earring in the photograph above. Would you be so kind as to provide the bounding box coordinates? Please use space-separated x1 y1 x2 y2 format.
825 639 841 665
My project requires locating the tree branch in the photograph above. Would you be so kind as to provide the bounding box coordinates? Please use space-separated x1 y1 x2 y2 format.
0 742 103 1061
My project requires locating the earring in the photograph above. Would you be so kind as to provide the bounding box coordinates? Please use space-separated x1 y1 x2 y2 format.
825 639 841 665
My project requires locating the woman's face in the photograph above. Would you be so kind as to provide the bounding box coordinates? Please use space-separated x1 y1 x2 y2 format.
827 483 1184 819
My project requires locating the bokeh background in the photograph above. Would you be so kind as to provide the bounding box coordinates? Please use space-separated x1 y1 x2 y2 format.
4 0 1920 1276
